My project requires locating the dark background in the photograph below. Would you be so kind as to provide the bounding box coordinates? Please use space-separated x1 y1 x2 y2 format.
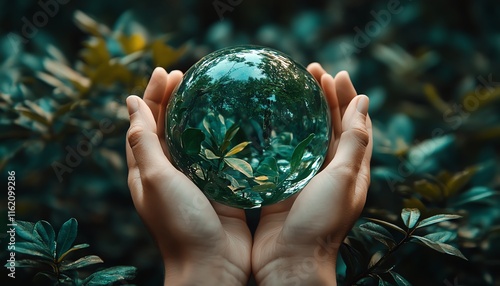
1 0 500 285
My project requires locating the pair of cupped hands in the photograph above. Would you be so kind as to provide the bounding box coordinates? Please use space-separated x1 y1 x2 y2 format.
125 63 372 286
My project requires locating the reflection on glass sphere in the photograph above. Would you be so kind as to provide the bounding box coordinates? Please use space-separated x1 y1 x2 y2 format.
165 46 331 208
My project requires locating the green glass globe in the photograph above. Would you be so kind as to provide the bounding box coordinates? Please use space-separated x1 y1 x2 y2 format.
165 46 331 208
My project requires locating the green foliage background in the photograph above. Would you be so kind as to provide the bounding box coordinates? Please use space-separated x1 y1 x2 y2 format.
1 0 499 285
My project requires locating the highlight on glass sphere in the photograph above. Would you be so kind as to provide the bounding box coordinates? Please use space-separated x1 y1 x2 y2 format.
165 45 331 208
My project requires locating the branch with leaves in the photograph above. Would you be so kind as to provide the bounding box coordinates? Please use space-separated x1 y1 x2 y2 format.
341 208 467 285
4 218 136 286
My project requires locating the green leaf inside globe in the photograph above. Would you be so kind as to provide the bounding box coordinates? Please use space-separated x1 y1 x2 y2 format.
165 45 331 208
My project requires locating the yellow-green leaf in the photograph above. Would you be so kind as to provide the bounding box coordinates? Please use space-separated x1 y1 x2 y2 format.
59 255 103 271
414 179 442 202
152 41 186 68
423 83 449 114
205 149 219 160
81 37 110 67
118 33 147 54
254 176 269 181
445 167 477 198
225 141 251 157
252 182 276 192
403 197 426 212
224 158 253 178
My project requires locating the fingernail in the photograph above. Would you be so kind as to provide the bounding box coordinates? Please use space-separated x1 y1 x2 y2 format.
126 96 139 115
356 95 369 115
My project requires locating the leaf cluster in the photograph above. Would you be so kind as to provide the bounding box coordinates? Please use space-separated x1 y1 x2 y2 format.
4 218 136 286
341 208 466 285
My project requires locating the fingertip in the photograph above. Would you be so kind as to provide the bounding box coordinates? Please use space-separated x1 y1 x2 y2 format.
126 95 140 115
168 70 183 78
320 72 335 86
151 67 168 80
307 62 321 70
307 62 328 82
335 70 349 80
356 95 369 115
153 66 164 73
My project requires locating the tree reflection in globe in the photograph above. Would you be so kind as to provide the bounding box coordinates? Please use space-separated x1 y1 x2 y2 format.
165 46 331 208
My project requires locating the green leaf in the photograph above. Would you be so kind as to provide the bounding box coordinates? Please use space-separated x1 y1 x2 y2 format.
359 222 396 248
256 157 278 177
416 214 462 229
224 158 253 178
14 242 53 261
411 235 467 260
14 221 36 242
226 174 242 191
60 255 103 271
452 186 500 206
221 124 240 152
181 128 205 155
290 133 315 172
293 167 315 182
389 271 412 286
34 221 56 255
56 218 78 260
366 218 407 234
82 266 137 286
58 243 90 263
378 277 390 286
204 148 219 159
252 182 276 192
401 208 420 228
225 141 251 157
423 231 455 243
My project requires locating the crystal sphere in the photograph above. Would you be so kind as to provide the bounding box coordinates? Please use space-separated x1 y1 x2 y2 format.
165 46 331 208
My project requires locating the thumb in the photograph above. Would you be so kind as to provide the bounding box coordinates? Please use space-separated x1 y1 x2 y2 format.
325 95 370 176
126 95 172 178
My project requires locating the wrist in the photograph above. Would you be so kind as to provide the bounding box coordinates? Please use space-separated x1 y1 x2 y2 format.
163 256 248 286
255 256 337 286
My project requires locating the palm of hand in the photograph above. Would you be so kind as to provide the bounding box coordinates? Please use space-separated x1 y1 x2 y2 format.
251 64 372 284
126 64 371 286
126 68 251 284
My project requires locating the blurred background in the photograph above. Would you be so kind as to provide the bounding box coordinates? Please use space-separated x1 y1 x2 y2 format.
1 0 499 285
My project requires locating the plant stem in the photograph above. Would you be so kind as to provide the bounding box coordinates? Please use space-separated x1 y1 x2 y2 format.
347 228 417 285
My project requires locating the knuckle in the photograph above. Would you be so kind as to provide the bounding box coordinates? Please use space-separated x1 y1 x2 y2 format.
345 126 370 148
127 124 145 149
142 168 166 184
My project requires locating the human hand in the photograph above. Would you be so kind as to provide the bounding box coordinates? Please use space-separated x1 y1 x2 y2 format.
251 63 373 286
125 68 252 286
